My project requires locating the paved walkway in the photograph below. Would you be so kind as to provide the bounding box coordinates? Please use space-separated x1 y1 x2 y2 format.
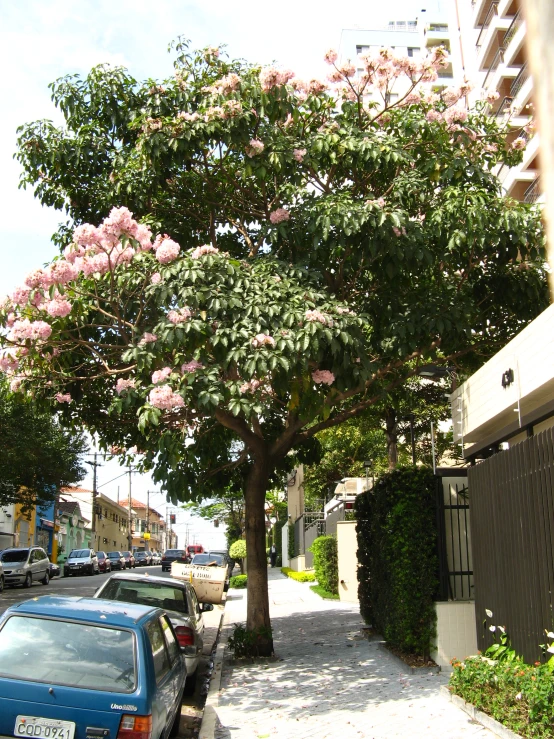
202 569 496 739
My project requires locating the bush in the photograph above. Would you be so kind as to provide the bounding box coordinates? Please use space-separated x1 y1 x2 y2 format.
229 539 247 560
229 574 248 588
310 584 340 600
355 466 438 658
449 656 554 738
281 567 316 582
228 623 273 658
309 535 338 595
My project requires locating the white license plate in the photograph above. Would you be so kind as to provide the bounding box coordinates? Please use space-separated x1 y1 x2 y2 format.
15 716 75 739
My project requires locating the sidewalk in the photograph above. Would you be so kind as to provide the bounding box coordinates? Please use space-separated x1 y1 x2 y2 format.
200 568 497 739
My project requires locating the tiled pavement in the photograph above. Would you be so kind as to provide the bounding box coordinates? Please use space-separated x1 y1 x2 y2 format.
201 569 496 739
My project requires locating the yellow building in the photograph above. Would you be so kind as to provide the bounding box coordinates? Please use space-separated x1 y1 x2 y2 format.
60 488 130 553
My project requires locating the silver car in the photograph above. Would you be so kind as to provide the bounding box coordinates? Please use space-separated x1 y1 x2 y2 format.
0 546 50 588
0 560 4 593
64 548 99 576
93 571 212 686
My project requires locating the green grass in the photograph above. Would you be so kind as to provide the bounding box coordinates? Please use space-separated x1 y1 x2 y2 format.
310 584 340 600
280 567 316 582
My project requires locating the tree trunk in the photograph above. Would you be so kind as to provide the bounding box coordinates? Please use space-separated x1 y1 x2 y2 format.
385 407 398 470
244 458 273 655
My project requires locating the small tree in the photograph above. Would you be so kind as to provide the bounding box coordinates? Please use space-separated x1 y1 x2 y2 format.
229 539 247 574
2 40 547 653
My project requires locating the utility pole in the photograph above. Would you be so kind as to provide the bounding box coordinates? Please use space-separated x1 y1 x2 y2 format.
127 467 133 551
86 453 102 550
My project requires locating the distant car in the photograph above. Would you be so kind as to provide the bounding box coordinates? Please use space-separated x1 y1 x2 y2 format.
162 549 188 572
107 551 126 570
191 552 226 567
94 571 213 687
64 548 99 577
0 547 50 588
0 561 4 593
135 551 151 566
0 596 187 739
122 551 136 569
151 552 161 565
48 562 60 579
96 551 112 573
186 544 204 559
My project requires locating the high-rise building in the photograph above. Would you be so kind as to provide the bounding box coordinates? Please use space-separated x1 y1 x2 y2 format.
457 0 539 203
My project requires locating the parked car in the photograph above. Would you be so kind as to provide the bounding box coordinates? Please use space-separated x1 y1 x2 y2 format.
206 550 234 577
0 561 4 593
161 549 188 572
64 548 99 577
94 571 213 687
107 551 126 570
151 552 161 565
0 596 187 739
122 550 135 569
48 562 60 579
135 551 151 567
0 547 50 588
186 544 204 559
96 551 112 573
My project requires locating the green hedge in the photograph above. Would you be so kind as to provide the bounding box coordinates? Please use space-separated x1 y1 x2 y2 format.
281 567 316 582
355 466 438 657
229 574 248 588
309 535 338 595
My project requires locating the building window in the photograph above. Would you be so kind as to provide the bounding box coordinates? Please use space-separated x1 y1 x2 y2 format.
356 45 369 55
407 47 420 57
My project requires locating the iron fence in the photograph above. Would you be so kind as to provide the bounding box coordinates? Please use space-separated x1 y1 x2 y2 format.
510 63 529 98
435 472 473 601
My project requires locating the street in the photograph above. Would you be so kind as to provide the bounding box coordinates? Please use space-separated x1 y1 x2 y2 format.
0 564 222 737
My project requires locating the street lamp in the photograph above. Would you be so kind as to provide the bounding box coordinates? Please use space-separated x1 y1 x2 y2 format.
363 460 373 490
415 364 457 473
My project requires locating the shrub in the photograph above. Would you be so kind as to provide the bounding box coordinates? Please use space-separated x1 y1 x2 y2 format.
355 466 438 658
309 535 338 595
310 584 340 600
229 574 247 588
228 623 273 658
229 539 247 560
281 567 316 582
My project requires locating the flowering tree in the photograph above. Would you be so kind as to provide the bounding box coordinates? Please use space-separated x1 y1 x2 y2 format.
3 40 547 651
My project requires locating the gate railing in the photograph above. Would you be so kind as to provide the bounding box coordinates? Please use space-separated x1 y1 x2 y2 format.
436 474 474 601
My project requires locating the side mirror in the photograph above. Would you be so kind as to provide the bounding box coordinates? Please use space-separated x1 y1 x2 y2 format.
201 603 214 612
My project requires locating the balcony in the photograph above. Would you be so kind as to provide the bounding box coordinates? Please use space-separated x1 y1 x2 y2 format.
503 10 521 47
472 0 497 28
494 96 513 118
523 177 541 204
510 63 529 97
475 1 499 50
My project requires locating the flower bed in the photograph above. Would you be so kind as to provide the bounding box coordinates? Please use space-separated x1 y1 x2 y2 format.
280 567 315 582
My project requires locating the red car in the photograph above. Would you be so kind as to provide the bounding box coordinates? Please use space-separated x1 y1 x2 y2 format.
96 551 112 573
122 551 136 569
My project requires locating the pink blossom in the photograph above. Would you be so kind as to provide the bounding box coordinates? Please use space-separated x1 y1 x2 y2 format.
338 62 356 78
259 67 295 92
139 332 158 345
151 272 162 284
485 90 500 104
5 312 16 328
305 309 333 327
269 208 290 224
443 106 468 125
167 306 192 324
116 378 135 394
324 49 338 65
208 73 241 95
25 269 47 289
63 244 86 264
368 197 386 208
152 367 172 384
336 306 355 315
392 227 402 237
293 148 307 162
10 319 52 342
240 379 262 394
100 206 137 244
511 137 526 151
426 110 442 123
251 333 275 348
55 392 72 403
155 237 181 264
190 244 220 259
181 360 204 373
11 286 31 307
149 385 185 410
312 369 335 385
245 139 265 157
10 378 23 392
45 297 72 318
73 223 101 247
134 223 153 251
0 351 18 373
47 260 79 285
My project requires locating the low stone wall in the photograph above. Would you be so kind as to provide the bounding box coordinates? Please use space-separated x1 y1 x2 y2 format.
431 601 478 669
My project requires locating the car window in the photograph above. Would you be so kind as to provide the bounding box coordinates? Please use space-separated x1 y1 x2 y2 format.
69 549 90 558
188 586 201 619
35 549 47 562
98 579 189 614
1 550 28 563
160 616 180 664
0 615 136 692
146 618 169 682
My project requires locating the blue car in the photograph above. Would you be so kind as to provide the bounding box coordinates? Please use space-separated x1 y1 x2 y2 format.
0 596 187 739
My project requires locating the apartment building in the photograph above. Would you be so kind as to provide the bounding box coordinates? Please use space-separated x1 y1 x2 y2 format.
60 487 130 553
458 0 539 203
119 497 174 553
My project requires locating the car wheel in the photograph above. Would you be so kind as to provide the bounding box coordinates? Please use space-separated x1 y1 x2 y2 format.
89 565 94 576
23 573 32 589
41 571 50 586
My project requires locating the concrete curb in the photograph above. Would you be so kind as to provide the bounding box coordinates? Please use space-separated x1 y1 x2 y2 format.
377 641 442 675
198 606 234 739
440 685 524 739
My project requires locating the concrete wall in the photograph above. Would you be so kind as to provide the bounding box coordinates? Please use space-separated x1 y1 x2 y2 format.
337 521 359 603
431 601 478 670
287 466 304 522
451 304 554 446
290 555 305 572
281 522 290 568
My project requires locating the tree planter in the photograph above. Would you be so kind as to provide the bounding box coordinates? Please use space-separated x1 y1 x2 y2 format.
440 686 523 739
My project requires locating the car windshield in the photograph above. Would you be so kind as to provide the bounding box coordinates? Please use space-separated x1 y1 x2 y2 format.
136 552 147 557
69 550 90 558
0 615 136 692
107 553 120 558
192 553 224 565
123 552 131 557
97 553 106 559
1 550 28 562
165 550 184 556
98 579 189 614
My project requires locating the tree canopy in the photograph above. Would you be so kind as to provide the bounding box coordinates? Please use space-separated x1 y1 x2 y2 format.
1 40 547 647
0 379 87 511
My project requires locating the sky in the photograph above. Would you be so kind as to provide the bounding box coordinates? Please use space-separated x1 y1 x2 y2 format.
0 0 435 548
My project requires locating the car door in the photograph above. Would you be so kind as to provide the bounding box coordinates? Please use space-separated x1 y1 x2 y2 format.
145 616 175 737
30 549 41 582
37 549 48 580
159 614 186 729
